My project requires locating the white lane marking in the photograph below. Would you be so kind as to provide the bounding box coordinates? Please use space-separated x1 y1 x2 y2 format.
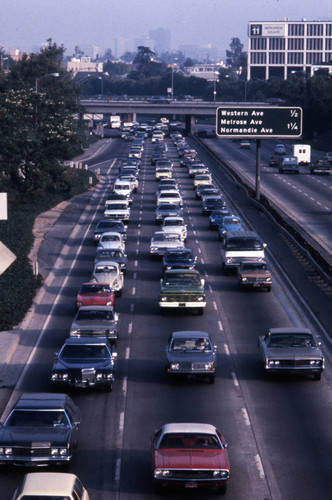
136 249 139 255
231 371 239 387
213 301 217 310
119 412 125 431
255 454 265 479
133 272 137 280
241 408 251 426
219 321 224 332
201 258 205 264
204 270 208 277
193 230 197 236
122 377 127 393
208 285 213 292
224 343 229 355
115 458 121 482
132 287 136 295
135 260 138 267
125 347 130 359
198 248 202 254
128 323 133 335
130 304 135 313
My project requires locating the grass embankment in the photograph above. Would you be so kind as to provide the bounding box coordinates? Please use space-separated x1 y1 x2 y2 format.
0 168 98 331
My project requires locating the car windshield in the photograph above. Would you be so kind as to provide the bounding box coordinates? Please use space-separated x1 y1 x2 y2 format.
164 274 201 287
106 204 127 210
60 344 110 360
170 338 212 351
96 250 123 259
5 410 70 428
159 433 221 449
80 284 112 294
227 237 263 250
241 263 267 271
164 220 183 227
95 266 117 273
267 334 315 348
157 204 179 211
166 251 192 261
153 234 180 242
223 218 241 225
101 235 120 242
76 310 114 321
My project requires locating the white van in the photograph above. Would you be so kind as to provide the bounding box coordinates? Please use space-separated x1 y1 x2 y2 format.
221 231 267 273
292 144 311 165
113 180 132 197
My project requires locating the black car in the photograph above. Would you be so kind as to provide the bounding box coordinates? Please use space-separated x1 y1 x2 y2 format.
166 331 217 383
93 219 127 242
0 393 81 467
163 248 197 273
155 203 183 223
94 248 128 274
51 337 117 392
209 209 231 229
202 197 226 215
196 185 220 200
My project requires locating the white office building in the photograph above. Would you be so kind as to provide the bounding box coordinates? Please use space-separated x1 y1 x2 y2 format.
247 19 332 80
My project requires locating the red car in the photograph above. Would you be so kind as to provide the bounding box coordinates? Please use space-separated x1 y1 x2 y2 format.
151 423 230 494
76 282 115 310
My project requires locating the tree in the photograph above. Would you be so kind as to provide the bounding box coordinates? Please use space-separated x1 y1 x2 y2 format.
0 40 82 195
226 37 247 76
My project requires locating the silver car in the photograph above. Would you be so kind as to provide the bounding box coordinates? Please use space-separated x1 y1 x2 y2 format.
150 231 184 258
70 305 119 341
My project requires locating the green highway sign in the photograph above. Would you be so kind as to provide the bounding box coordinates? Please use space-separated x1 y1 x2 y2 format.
216 106 302 138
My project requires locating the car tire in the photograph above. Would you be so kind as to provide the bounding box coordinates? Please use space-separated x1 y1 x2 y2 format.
266 286 272 292
105 383 113 392
197 308 204 315
314 372 321 381
208 374 215 384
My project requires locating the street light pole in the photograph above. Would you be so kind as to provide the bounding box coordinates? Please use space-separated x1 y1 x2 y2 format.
171 66 174 102
35 72 59 93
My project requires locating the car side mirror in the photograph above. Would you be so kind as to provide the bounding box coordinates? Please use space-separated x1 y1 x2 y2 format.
223 442 228 448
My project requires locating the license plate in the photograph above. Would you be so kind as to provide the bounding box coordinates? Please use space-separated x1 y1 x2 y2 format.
185 482 198 488
179 303 186 307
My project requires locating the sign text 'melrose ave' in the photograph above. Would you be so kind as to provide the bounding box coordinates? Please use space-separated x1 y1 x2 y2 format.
216 106 303 139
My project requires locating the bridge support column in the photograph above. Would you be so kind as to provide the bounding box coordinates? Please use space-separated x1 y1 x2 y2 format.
185 115 196 135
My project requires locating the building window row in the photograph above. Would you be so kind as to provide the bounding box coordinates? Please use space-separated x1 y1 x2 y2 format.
269 38 285 50
251 38 267 50
269 52 285 64
250 52 266 64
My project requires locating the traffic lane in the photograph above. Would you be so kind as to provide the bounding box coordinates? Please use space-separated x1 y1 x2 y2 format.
177 146 332 498
83 138 127 168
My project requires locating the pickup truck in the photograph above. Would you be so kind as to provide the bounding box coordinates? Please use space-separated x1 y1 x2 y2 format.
159 269 206 315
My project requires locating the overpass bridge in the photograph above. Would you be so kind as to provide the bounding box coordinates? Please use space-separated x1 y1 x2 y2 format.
80 98 262 133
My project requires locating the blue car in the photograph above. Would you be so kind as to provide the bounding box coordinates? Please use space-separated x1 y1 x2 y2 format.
218 216 246 240
209 209 230 229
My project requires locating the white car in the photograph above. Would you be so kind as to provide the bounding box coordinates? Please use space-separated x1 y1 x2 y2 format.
193 173 212 188
97 232 125 252
150 231 184 258
113 181 132 196
161 216 187 242
91 261 124 295
156 190 183 207
12 472 90 500
103 202 130 223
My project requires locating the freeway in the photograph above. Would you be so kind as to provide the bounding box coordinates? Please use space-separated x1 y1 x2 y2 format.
1 135 332 499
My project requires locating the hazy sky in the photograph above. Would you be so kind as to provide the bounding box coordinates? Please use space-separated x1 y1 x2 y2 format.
1 0 332 57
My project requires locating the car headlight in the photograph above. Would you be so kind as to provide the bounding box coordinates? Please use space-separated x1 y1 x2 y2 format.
76 301 82 308
197 296 204 301
310 360 322 366
266 278 272 282
151 247 158 252
154 469 170 477
160 297 168 302
268 360 280 366
213 470 229 478
51 448 68 456
3 447 13 455
170 363 180 370
205 362 215 370
70 329 78 336
52 373 68 381
241 277 247 282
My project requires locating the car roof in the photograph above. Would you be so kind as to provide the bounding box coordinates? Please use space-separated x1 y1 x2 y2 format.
77 305 114 312
171 330 210 339
268 327 312 335
15 393 71 410
164 268 199 274
63 337 109 346
19 472 78 496
160 423 218 435
225 230 260 238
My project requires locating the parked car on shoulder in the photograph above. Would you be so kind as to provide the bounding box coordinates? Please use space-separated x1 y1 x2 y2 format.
166 330 217 383
51 337 117 392
151 423 230 494
0 393 81 467
258 328 325 380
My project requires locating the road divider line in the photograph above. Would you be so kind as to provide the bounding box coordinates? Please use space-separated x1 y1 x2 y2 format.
125 348 130 359
231 371 239 387
241 408 251 426
128 323 133 335
219 321 224 332
224 343 229 355
254 454 265 479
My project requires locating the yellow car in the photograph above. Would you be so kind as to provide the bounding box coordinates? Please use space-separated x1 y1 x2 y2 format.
13 472 89 499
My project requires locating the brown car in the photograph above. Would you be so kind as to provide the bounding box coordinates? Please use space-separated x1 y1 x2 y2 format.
237 261 272 292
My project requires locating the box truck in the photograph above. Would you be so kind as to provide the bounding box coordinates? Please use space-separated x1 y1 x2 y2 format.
292 144 311 165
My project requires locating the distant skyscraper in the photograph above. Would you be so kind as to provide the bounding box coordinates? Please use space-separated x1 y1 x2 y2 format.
149 28 171 54
114 37 130 59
